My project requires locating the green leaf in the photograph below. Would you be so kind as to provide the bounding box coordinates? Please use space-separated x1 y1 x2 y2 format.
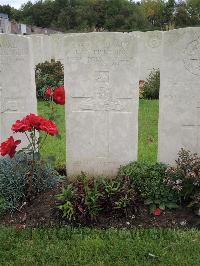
159 203 166 210
55 134 62 140
165 202 179 209
149 204 157 213
47 156 56 164
144 199 153 205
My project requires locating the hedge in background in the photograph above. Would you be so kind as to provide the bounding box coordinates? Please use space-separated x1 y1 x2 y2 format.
35 59 64 99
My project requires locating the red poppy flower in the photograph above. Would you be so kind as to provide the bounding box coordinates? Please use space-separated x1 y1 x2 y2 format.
153 208 161 216
53 86 65 105
39 119 58 136
0 136 21 158
45 87 52 98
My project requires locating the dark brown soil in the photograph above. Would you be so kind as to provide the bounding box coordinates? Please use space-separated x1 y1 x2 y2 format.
1 184 200 229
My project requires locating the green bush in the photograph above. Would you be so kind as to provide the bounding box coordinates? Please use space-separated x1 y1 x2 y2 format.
118 161 179 212
0 153 60 213
57 173 138 223
165 149 200 209
141 69 160 99
35 59 64 99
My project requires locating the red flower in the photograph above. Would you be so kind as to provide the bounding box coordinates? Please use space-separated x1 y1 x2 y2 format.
0 136 21 158
39 119 58 136
53 86 65 105
153 208 161 216
11 114 58 136
45 87 52 98
12 114 43 132
24 113 44 131
11 118 31 132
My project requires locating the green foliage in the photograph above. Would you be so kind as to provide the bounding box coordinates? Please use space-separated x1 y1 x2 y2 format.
165 149 200 209
141 69 160 100
35 59 64 99
1 0 200 32
57 173 138 223
118 161 179 212
0 153 60 212
57 185 75 220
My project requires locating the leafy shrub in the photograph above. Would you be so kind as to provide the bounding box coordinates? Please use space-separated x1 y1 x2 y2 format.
57 173 138 223
164 149 200 209
141 69 160 99
118 161 179 212
0 153 60 212
35 59 64 99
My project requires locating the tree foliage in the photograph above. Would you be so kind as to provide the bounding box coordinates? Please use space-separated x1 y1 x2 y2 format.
0 0 199 32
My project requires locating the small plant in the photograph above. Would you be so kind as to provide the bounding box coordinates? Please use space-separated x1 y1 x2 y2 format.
0 113 60 212
141 69 160 99
0 154 59 212
118 161 179 213
57 173 138 223
164 149 200 209
35 59 64 99
57 185 75 221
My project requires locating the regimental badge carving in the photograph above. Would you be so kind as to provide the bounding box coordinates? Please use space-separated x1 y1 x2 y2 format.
79 87 125 111
183 38 200 76
95 71 109 83
147 33 162 48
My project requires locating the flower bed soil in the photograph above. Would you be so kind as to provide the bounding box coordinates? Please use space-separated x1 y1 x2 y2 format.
1 182 199 229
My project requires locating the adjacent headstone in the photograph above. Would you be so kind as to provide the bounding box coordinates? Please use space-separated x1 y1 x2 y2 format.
0 34 37 145
158 27 200 164
50 34 65 63
137 31 163 81
42 35 53 62
64 32 139 177
30 35 44 65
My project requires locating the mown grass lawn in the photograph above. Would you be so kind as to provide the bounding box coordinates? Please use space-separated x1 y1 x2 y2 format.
38 99 159 167
1 227 200 266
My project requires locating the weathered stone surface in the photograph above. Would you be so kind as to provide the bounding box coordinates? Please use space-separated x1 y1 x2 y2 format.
0 34 37 145
30 35 44 65
50 34 65 63
158 27 200 164
137 31 163 81
64 32 139 177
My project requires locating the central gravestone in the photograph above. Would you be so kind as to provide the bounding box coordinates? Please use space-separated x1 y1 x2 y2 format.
0 34 37 144
64 33 139 177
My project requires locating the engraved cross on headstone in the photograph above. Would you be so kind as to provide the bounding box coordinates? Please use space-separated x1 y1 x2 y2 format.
72 70 131 159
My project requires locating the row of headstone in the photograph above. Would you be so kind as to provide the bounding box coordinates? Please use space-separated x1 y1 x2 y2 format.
0 28 200 177
30 31 163 80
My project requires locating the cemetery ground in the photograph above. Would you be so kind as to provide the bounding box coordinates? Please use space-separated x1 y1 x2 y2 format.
1 99 200 265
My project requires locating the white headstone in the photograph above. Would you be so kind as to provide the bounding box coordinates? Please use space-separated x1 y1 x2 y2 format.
64 33 139 177
138 31 162 81
0 34 37 145
30 35 44 65
158 27 200 164
50 34 65 63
